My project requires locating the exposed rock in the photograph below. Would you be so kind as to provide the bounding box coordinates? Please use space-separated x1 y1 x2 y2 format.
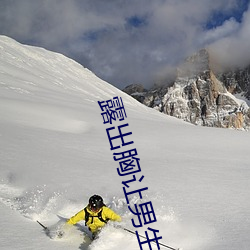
123 49 250 130
217 66 250 99
123 84 147 103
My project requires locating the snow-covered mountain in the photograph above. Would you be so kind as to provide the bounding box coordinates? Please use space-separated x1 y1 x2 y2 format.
0 36 250 250
124 49 250 130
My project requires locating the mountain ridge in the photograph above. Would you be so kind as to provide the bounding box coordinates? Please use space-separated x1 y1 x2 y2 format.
123 49 250 130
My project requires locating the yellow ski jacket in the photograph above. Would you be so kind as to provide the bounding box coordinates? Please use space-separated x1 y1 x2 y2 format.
67 206 121 233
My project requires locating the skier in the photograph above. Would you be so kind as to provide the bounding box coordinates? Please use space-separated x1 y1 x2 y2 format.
66 194 122 239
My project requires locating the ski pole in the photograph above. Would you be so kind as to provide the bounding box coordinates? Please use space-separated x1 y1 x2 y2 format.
122 227 181 250
37 220 48 231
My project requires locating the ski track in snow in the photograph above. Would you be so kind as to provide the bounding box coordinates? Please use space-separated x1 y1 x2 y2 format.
0 183 129 249
0 179 210 250
0 177 132 248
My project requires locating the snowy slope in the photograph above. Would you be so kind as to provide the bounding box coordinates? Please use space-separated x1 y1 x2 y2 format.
0 36 250 250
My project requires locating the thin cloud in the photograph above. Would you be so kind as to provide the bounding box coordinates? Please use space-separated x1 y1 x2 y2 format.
209 5 250 69
200 18 240 45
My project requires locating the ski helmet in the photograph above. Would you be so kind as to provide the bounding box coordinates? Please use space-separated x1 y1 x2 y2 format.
89 195 104 211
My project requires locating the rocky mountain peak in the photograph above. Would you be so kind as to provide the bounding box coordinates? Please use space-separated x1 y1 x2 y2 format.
123 49 250 130
177 49 210 78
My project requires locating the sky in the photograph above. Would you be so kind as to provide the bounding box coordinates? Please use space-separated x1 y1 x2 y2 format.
0 0 249 89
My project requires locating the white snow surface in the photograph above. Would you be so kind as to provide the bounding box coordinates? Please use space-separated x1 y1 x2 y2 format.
0 35 250 250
